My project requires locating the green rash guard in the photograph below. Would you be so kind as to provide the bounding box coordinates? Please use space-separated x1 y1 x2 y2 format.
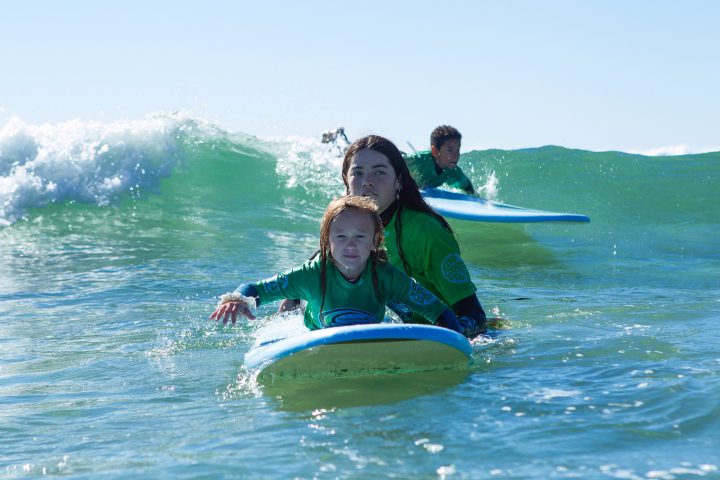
384 207 477 324
247 256 448 330
404 150 474 193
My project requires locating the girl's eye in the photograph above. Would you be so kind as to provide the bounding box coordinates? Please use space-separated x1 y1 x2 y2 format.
375 170 385 175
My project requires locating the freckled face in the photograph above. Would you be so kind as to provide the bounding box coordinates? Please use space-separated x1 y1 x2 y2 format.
345 149 400 214
329 209 378 280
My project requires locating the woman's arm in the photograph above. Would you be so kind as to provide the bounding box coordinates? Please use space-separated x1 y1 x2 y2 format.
435 309 462 334
452 294 488 336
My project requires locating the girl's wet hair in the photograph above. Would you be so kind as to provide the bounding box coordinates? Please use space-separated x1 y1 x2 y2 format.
341 135 453 275
317 195 387 318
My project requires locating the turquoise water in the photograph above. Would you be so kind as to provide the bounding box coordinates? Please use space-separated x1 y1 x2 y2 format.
1 114 719 478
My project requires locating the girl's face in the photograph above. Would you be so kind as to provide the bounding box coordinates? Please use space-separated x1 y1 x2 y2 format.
345 149 400 214
328 209 378 281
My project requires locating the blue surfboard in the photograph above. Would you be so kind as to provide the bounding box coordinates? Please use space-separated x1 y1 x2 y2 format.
422 188 590 223
245 323 473 382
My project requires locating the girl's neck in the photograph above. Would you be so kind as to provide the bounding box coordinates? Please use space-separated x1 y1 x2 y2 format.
342 271 361 283
332 258 366 283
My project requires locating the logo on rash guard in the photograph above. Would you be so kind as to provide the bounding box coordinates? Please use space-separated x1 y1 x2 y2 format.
320 308 377 327
440 253 470 284
408 279 436 305
262 274 289 295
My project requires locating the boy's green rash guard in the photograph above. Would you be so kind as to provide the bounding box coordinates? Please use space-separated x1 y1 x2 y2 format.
404 150 473 193
249 256 448 330
384 207 477 323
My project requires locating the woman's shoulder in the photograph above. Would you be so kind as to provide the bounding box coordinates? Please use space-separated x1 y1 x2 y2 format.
397 207 461 255
400 207 450 232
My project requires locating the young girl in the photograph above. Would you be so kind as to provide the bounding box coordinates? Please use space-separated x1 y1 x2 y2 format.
209 195 462 333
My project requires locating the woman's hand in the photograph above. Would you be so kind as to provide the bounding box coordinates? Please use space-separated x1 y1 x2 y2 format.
209 298 256 325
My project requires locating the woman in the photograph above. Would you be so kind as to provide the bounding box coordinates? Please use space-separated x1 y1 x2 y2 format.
341 135 487 336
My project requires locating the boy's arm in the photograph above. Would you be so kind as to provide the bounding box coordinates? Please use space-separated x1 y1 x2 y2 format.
447 167 475 194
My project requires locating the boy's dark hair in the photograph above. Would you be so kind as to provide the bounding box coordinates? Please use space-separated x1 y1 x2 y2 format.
431 125 462 149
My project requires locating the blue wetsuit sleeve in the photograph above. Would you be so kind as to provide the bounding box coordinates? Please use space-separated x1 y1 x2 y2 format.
237 283 261 307
436 309 462 334
453 294 487 335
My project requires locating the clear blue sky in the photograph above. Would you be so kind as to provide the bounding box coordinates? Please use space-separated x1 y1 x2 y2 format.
1 0 718 153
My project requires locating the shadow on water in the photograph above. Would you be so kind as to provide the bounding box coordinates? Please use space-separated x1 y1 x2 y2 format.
261 368 469 412
450 220 559 267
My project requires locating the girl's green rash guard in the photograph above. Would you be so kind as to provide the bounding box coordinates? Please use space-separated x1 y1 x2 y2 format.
240 256 449 330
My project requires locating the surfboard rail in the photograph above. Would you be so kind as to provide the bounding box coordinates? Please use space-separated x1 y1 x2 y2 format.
421 188 590 223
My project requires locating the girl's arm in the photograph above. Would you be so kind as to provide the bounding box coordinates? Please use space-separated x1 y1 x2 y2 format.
210 260 316 325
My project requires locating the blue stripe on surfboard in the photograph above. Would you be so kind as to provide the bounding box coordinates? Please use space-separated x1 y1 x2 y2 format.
244 323 472 371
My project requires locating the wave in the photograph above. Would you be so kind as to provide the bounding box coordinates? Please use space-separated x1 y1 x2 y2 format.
0 113 202 226
2 113 718 230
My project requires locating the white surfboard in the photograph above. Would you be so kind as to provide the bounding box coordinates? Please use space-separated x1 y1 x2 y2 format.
422 188 590 223
245 323 472 382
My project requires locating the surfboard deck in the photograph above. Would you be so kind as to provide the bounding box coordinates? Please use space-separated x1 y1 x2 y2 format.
245 323 472 382
421 188 590 223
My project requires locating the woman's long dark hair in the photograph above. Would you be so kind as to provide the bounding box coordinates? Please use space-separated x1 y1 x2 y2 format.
341 135 453 275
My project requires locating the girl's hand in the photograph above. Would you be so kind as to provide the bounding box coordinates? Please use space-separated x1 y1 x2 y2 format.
209 301 256 324
209 292 257 325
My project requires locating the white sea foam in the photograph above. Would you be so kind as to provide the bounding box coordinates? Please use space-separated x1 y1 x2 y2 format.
0 113 204 226
271 134 345 196
534 388 582 401
632 144 720 156
251 311 308 349
478 169 499 199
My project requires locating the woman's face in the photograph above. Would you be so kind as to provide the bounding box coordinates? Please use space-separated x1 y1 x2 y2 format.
345 149 400 214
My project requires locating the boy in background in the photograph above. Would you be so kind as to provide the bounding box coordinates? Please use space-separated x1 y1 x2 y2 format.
404 125 475 194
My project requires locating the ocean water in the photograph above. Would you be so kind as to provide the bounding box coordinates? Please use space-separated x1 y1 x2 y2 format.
1 113 719 479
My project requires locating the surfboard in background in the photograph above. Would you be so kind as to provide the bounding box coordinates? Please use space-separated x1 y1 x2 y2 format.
422 188 591 223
